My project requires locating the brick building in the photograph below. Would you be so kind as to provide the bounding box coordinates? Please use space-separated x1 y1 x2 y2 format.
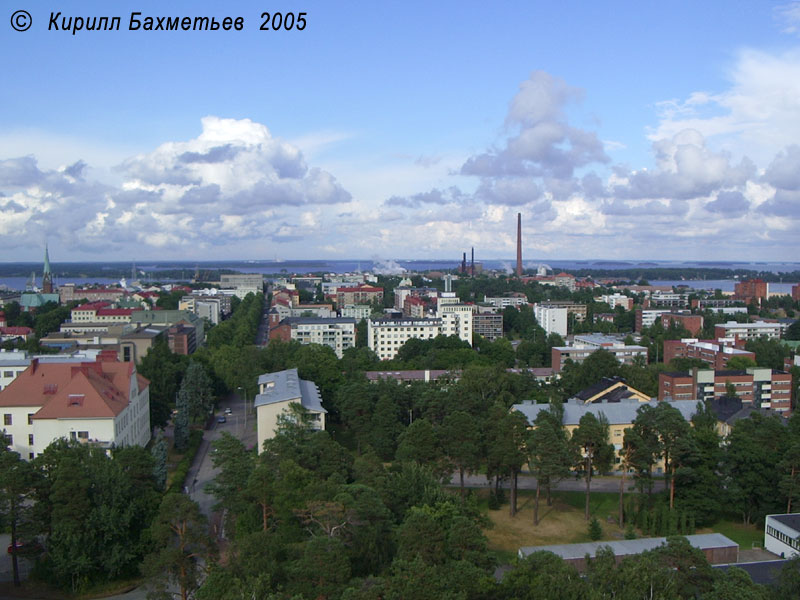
658 368 791 412
663 338 756 370
659 312 704 336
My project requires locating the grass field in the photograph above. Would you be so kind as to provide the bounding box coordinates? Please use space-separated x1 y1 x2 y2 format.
481 489 626 561
702 519 763 550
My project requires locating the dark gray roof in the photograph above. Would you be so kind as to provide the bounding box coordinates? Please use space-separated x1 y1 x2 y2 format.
714 560 789 586
519 533 737 560
770 513 800 533
254 368 326 414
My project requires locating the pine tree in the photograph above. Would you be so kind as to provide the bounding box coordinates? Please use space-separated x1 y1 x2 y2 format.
588 517 602 541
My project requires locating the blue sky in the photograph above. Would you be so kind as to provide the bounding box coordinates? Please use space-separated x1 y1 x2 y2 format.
2 1 800 263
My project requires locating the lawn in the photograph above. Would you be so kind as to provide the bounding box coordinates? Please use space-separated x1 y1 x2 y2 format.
702 519 764 550
481 489 626 561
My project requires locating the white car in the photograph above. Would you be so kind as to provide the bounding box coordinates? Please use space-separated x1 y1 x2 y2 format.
224 408 232 415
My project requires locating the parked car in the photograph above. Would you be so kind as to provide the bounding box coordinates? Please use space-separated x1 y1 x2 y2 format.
7 540 41 555
224 407 232 415
217 416 227 424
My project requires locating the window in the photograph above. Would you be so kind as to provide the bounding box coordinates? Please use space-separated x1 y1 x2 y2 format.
3 434 12 446
27 414 33 425
3 370 13 378
3 414 11 426
28 434 34 446
78 431 89 440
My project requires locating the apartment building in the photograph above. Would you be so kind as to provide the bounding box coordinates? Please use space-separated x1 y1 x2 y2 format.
551 335 648 373
599 293 633 310
714 321 787 341
367 317 442 360
658 368 791 412
0 356 150 460
534 304 568 337
663 338 755 370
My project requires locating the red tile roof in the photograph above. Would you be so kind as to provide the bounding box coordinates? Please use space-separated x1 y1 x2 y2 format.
0 326 33 336
74 301 112 311
0 359 149 419
96 308 134 316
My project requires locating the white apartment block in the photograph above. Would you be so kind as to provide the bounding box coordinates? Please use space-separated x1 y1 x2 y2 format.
339 305 372 320
368 318 442 360
765 514 800 558
483 294 528 309
534 304 568 337
599 293 633 310
285 318 356 359
714 320 787 341
437 293 473 345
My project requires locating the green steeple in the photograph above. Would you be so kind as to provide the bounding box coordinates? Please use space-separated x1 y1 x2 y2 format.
42 244 53 293
43 244 51 276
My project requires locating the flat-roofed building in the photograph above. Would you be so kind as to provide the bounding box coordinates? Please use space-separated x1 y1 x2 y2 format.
663 338 755 370
552 335 648 373
368 317 442 360
534 304 568 337
473 312 503 341
659 368 791 412
518 534 738 572
714 320 787 341
283 317 357 359
765 514 800 558
220 273 264 298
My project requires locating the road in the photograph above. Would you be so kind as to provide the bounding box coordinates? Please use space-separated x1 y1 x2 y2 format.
453 472 667 493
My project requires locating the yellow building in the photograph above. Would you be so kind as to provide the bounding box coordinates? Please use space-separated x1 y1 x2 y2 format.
254 368 326 453
513 399 699 473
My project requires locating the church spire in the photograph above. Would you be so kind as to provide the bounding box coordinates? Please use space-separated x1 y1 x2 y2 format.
42 244 53 293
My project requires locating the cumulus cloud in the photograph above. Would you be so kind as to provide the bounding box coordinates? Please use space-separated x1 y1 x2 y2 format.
0 117 352 256
461 71 609 181
612 129 756 200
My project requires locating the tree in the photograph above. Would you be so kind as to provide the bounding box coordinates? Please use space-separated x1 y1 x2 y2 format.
528 402 573 525
487 408 529 516
180 360 215 425
571 412 614 520
0 448 34 587
440 411 482 499
627 405 662 498
396 418 440 466
174 385 190 452
151 433 168 491
726 355 758 371
725 412 789 524
653 402 691 509
142 494 216 600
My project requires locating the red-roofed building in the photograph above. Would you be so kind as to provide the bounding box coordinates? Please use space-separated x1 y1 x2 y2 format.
331 284 383 307
0 357 150 460
0 311 6 328
403 296 426 318
0 326 33 342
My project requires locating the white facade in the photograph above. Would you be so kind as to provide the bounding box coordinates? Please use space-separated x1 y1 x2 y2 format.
599 293 633 310
716 320 787 341
437 293 473 345
339 304 372 320
1 363 150 460
220 273 264 298
289 318 356 359
534 304 568 337
0 350 30 392
483 295 528 308
765 515 800 558
368 318 442 360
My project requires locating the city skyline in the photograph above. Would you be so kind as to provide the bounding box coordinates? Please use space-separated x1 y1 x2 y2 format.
2 1 800 262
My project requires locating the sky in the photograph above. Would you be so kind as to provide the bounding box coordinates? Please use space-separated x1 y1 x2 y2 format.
2 1 800 263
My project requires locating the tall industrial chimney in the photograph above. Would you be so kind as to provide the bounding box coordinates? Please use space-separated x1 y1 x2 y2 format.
471 247 474 277
516 213 522 277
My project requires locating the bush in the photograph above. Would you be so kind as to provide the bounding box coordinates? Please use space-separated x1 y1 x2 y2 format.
589 517 602 541
168 429 203 493
624 522 637 540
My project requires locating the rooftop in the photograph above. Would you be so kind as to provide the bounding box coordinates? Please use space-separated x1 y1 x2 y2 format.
519 533 737 560
254 368 326 414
